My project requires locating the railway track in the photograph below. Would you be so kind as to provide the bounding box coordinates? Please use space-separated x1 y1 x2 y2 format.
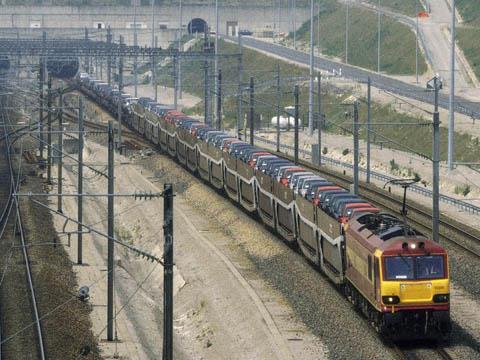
276 153 480 260
393 344 454 360
0 108 46 359
68 91 480 261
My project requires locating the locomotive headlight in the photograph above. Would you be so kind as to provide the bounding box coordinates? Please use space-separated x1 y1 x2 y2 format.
382 296 400 305
433 294 449 303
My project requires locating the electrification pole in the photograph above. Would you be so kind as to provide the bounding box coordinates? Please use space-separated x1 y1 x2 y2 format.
107 26 112 86
214 0 219 124
249 77 254 146
448 0 456 171
367 77 371 183
237 33 243 140
317 72 322 166
433 77 440 242
178 0 183 99
77 96 84 265
353 101 359 195
47 76 52 184
345 1 349 64
216 69 222 130
133 2 138 99
162 183 174 360
294 85 299 164
377 0 381 73
107 120 115 341
154 36 158 101
276 63 281 152
57 93 63 213
204 57 209 126
308 0 314 136
415 0 419 83
39 32 46 159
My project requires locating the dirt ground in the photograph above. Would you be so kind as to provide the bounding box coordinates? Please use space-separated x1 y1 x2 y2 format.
52 137 327 359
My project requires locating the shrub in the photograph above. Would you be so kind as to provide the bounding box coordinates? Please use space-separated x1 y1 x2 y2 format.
342 148 350 156
322 146 328 155
455 184 471 197
389 159 399 171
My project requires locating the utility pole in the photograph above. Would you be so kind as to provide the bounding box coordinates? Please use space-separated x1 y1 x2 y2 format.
294 85 299 164
276 63 281 152
154 36 158 102
293 0 297 49
237 33 243 140
162 183 174 360
173 55 178 110
308 0 314 136
214 0 219 125
377 0 381 73
345 0 349 64
134 31 138 97
448 0 456 171
353 101 359 195
118 36 124 154
39 31 46 159
151 0 156 100
57 93 63 213
317 72 322 165
107 120 115 342
415 0 419 83
47 76 52 184
216 69 222 130
204 60 209 126
178 0 183 99
366 77 371 183
107 26 112 86
249 77 254 146
432 76 440 242
77 96 84 265
84 28 90 74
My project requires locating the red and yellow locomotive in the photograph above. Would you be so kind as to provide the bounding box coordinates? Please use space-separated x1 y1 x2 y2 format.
344 213 450 339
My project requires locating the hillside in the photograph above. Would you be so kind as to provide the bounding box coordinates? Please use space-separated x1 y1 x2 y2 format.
3 0 311 6
155 39 478 162
291 2 428 75
455 1 480 79
363 0 422 17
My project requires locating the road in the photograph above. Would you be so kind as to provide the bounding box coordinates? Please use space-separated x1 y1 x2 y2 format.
235 36 480 119
351 0 476 92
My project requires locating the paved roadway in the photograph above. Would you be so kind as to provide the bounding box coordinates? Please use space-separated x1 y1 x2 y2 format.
236 36 480 119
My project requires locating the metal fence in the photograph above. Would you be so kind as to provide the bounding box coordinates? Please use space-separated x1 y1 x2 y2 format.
253 135 480 215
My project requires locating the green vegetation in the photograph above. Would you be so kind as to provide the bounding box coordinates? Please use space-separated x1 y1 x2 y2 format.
292 2 428 75
157 38 480 164
364 0 423 17
457 28 480 79
457 0 480 25
454 184 471 197
4 0 309 6
456 0 480 80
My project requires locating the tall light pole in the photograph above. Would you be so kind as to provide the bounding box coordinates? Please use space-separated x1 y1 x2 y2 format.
345 0 349 64
448 0 456 171
308 0 314 135
377 0 381 73
415 0 419 83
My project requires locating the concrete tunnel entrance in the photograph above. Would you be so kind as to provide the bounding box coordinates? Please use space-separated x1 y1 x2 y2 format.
188 18 208 34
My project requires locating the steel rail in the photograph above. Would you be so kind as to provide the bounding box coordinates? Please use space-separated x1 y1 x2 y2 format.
0 109 46 360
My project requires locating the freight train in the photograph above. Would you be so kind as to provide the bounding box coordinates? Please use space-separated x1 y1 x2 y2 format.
76 72 451 341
